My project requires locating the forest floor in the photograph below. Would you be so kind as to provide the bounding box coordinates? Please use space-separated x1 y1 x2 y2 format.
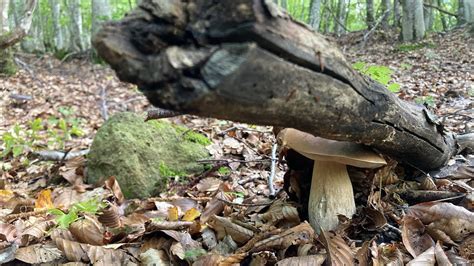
0 27 472 265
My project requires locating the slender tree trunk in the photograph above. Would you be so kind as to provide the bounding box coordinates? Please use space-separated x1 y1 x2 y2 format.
437 0 447 31
49 0 64 51
0 0 8 33
393 0 400 27
424 0 434 31
462 0 474 23
309 0 322 31
335 0 346 35
381 0 391 30
323 0 331 33
457 0 465 25
21 2 45 53
92 0 112 37
366 0 375 28
401 0 425 41
281 0 288 10
68 0 84 52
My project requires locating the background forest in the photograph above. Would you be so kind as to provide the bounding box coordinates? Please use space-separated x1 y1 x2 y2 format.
0 0 473 265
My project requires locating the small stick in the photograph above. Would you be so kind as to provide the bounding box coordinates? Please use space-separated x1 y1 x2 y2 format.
145 108 182 121
268 143 277 196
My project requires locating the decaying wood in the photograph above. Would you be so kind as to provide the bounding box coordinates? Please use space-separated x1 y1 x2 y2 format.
93 0 462 171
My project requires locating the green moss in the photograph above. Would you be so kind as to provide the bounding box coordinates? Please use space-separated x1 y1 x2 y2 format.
148 120 211 145
0 48 17 76
159 161 185 177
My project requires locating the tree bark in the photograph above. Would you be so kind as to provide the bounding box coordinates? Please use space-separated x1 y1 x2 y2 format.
309 0 322 31
366 0 375 28
93 0 459 171
67 0 85 52
335 0 346 35
381 0 391 30
49 0 64 51
401 0 425 41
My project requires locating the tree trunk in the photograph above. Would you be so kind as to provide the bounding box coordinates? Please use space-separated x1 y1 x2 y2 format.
438 0 447 31
401 0 425 41
92 0 112 37
366 0 375 28
381 0 391 30
462 0 474 23
424 0 434 31
335 0 346 35
67 0 84 52
93 0 460 171
393 0 400 27
322 0 331 33
21 1 45 53
309 0 322 31
49 0 64 51
0 0 37 75
457 0 465 25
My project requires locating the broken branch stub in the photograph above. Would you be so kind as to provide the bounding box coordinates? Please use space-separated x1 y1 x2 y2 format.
93 0 458 171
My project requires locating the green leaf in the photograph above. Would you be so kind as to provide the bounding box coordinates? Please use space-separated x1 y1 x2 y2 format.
388 83 401 93
12 145 24 157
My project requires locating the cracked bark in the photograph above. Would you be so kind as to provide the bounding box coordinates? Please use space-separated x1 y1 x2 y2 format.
92 0 460 171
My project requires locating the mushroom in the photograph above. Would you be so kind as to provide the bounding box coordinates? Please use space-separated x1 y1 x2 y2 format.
277 128 386 232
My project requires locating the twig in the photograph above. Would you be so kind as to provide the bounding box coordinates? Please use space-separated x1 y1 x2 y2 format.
217 197 274 207
196 158 270 164
384 223 402 235
145 108 182 121
99 85 109 121
423 3 458 17
268 143 277 196
32 149 89 161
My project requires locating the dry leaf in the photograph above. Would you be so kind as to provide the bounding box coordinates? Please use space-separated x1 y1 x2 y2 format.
251 222 314 253
182 208 201 222
69 215 105 245
97 203 122 228
408 202 474 242
140 248 170 266
208 215 254 245
193 253 246 266
196 178 222 192
370 242 403 266
259 200 300 226
320 230 354 266
407 246 435 265
276 254 326 266
434 241 452 266
401 215 434 257
104 176 125 205
20 219 55 246
35 189 54 210
15 243 62 264
168 206 179 221
0 223 18 243
145 220 193 232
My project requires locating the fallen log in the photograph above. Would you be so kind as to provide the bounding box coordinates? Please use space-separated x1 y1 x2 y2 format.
93 0 462 171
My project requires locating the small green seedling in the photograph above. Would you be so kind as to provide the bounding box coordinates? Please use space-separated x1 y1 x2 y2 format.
48 197 106 229
415 96 436 107
353 62 400 93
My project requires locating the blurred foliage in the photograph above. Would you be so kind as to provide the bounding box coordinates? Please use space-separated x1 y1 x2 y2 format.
353 61 400 92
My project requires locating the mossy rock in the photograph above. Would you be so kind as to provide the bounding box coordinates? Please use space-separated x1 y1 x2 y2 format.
86 112 210 198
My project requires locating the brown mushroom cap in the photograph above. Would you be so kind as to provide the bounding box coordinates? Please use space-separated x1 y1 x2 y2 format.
277 128 386 168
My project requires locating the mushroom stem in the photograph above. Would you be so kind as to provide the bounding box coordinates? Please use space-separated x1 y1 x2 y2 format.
308 160 356 232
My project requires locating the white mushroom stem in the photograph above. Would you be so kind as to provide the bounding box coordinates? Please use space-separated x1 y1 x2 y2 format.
308 160 356 232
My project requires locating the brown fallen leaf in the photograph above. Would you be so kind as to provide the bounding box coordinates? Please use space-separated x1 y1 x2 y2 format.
434 241 453 266
0 223 17 243
20 218 55 246
145 220 193 232
275 254 326 265
15 243 63 264
407 246 435 265
251 222 314 253
319 230 354 266
401 215 434 257
370 242 403 266
104 176 125 205
97 203 122 228
408 202 474 242
34 189 54 210
200 183 234 223
69 215 105 245
259 200 300 226
192 253 246 266
208 215 254 245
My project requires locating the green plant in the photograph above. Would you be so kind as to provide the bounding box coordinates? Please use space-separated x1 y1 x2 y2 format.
48 198 106 229
415 96 436 107
353 62 400 93
2 118 44 158
217 166 231 175
184 248 207 261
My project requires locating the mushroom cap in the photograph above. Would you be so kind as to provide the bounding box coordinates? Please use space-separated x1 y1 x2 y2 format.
277 128 386 168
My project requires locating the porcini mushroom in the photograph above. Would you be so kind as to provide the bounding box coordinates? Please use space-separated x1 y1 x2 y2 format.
277 128 386 232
